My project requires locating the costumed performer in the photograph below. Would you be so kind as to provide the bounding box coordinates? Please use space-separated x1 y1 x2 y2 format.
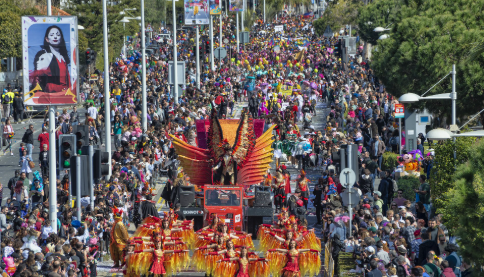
134 238 189 277
267 240 321 277
215 246 270 277
110 207 129 268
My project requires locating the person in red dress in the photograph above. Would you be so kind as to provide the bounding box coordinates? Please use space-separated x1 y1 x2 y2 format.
137 239 188 277
269 240 316 277
30 25 71 93
216 247 268 277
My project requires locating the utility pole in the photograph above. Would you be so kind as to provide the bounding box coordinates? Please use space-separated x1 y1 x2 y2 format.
141 0 148 130
173 0 178 103
196 25 200 89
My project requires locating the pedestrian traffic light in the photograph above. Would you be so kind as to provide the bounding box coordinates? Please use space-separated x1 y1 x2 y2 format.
72 125 89 152
59 134 76 171
70 155 90 197
93 149 110 180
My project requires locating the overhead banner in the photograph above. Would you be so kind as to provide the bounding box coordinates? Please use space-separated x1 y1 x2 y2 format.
185 0 210 25
229 0 243 12
22 16 79 105
209 0 221 15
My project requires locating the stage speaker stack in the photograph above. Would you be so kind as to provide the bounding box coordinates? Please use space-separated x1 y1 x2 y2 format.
254 186 272 207
179 186 196 207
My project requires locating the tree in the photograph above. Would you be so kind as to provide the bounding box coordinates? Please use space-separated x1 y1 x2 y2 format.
65 0 140 68
356 0 403 45
145 0 166 29
429 134 475 214
441 139 484 270
371 0 484 123
0 0 38 59
312 0 362 34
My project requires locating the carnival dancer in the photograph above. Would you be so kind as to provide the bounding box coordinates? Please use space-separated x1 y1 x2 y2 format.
200 223 254 249
215 246 269 277
193 236 226 275
272 167 287 212
110 207 129 268
296 170 309 209
267 240 321 277
134 238 189 277
273 135 283 169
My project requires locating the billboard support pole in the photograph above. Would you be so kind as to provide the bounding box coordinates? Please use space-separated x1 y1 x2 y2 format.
210 15 214 71
263 0 265 23
173 0 178 103
48 106 57 233
236 12 239 52
196 25 200 89
103 0 112 178
46 0 58 234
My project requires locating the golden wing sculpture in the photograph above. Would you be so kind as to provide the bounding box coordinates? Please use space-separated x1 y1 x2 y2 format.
169 109 274 186
208 108 225 161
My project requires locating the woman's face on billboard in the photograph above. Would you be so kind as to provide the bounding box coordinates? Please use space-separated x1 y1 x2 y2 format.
46 28 61 46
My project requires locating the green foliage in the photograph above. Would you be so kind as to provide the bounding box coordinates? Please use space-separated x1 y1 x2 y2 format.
357 0 402 45
371 0 484 120
166 0 184 25
243 10 256 31
441 139 484 270
313 0 362 33
65 0 140 67
397 176 419 201
145 0 166 28
0 0 38 59
429 135 475 212
382 152 399 171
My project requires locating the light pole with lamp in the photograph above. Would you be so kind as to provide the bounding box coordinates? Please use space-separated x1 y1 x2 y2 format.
119 18 130 57
399 64 457 160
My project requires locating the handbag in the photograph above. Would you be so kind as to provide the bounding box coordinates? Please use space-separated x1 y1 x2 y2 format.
29 161 35 169
280 153 288 162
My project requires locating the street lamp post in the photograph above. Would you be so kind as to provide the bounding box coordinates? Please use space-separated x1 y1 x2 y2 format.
173 0 178 103
102 0 112 179
119 18 130 57
141 0 147 131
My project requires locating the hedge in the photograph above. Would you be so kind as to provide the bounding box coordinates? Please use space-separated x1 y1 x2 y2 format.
396 175 420 201
382 152 399 171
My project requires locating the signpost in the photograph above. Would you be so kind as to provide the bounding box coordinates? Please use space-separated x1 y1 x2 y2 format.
395 103 404 155
214 47 227 59
339 168 359 236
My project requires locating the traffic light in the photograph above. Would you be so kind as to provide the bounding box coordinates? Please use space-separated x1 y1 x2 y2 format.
334 40 341 57
177 14 183 24
86 48 92 64
206 41 211 54
70 155 90 197
59 135 76 171
93 149 110 180
73 125 89 153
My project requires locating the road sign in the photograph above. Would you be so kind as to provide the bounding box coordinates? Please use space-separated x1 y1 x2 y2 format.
214 47 227 59
339 168 356 188
395 103 405 118
240 31 249 44
168 61 186 85
224 38 229 44
341 187 361 208
146 24 153 32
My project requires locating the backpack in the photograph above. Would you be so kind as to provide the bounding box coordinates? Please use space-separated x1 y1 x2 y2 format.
391 178 398 193
3 94 10 104
390 137 398 146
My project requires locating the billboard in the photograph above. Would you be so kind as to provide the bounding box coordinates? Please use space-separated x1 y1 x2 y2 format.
22 16 79 105
185 0 210 24
209 0 221 15
229 0 243 12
